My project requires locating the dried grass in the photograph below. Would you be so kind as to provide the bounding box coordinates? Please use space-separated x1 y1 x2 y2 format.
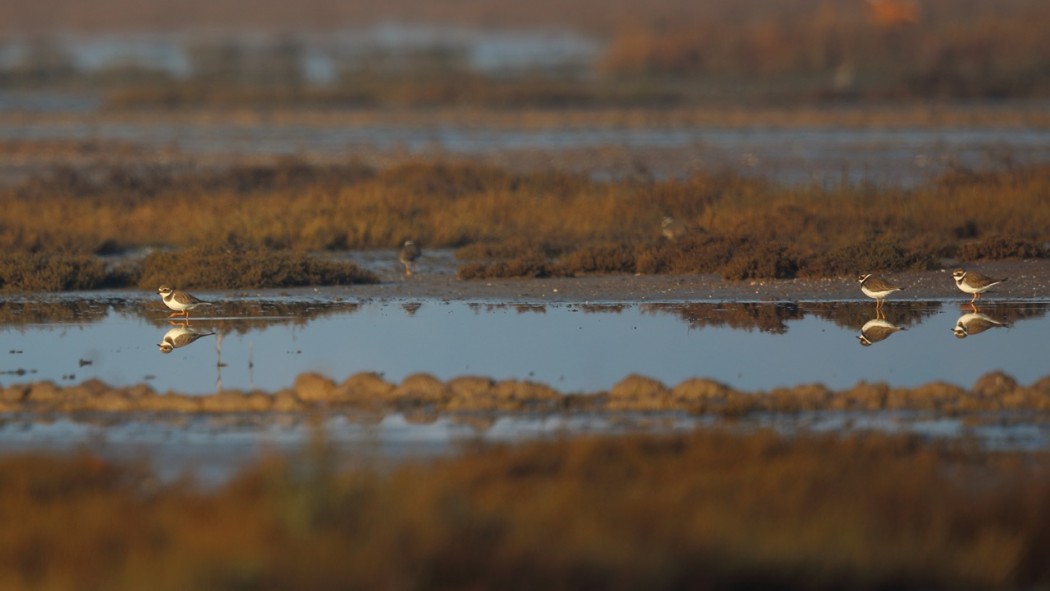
2 160 1049 285
0 254 112 292
137 245 378 290
0 429 1048 589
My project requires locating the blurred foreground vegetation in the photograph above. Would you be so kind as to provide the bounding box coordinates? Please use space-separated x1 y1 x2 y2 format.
0 429 1048 589
0 159 1048 289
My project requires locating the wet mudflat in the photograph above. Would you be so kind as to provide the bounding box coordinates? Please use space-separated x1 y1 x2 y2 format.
1 279 1048 478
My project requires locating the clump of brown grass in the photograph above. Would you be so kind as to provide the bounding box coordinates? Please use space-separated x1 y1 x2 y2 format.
137 245 378 290
553 243 638 275
456 253 565 280
956 235 1046 261
802 240 936 278
0 254 115 291
0 429 1049 590
721 240 802 280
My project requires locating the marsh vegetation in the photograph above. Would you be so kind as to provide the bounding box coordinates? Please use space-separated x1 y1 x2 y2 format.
4 0 1049 107
2 1 1049 587
1 429 1049 590
0 160 1047 289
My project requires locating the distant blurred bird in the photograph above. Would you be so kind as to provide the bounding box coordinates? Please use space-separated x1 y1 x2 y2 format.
661 217 688 240
157 286 212 318
399 240 421 277
158 324 215 353
857 318 906 346
952 268 1007 303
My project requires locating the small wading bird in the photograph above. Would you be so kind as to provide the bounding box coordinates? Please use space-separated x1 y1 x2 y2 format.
158 324 216 353
952 268 1007 304
399 240 421 277
857 273 904 315
857 318 906 347
157 286 212 318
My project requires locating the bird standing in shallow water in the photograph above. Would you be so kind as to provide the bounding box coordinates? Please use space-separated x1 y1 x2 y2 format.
857 273 904 317
952 268 1007 304
157 286 212 318
399 240 421 277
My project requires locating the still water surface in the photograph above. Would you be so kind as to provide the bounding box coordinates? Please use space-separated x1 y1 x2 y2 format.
1 294 1046 395
2 293 1048 478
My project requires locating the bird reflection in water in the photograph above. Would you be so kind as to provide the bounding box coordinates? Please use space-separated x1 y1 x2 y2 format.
857 317 907 346
953 307 1009 339
158 322 216 353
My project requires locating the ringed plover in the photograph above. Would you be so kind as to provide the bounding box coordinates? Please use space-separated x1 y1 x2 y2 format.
157 286 212 318
857 273 904 308
951 269 1007 303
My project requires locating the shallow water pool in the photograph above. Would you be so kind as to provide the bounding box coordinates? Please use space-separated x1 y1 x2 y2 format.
1 295 1046 395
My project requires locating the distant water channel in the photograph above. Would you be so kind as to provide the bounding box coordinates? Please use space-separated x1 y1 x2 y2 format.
2 116 1049 186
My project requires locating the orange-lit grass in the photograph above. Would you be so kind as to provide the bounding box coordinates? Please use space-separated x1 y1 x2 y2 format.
0 253 111 291
2 161 1049 283
137 245 379 290
0 430 1048 589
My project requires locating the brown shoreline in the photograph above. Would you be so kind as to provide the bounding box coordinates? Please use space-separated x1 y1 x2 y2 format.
3 259 1048 414
338 258 1050 303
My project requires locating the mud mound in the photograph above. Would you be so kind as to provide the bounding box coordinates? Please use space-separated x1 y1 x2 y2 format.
3 371 1050 416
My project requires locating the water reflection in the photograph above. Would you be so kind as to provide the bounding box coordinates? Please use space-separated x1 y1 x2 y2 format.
157 322 215 353
857 318 907 347
805 301 941 332
645 301 942 335
642 302 804 334
953 309 1009 339
1 295 1048 394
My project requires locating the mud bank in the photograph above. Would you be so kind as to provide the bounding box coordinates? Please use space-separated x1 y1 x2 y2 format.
3 370 1049 417
343 259 1050 303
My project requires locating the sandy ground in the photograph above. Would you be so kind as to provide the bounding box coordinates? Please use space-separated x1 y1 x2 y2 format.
346 259 1050 304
